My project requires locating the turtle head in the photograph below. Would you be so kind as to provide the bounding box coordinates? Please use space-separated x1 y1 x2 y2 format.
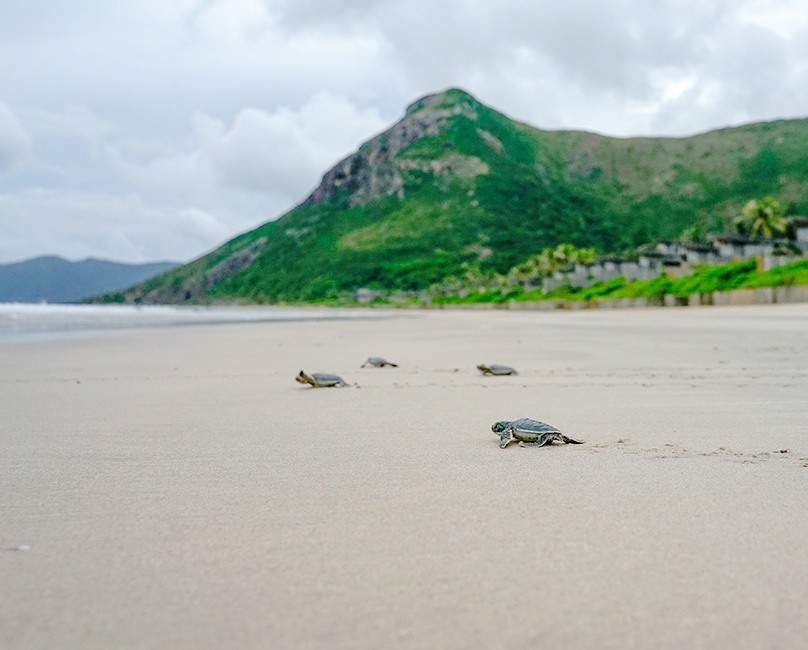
491 421 510 435
296 370 313 385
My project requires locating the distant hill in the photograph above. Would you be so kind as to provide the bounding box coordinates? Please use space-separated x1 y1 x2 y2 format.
96 88 808 304
0 256 178 303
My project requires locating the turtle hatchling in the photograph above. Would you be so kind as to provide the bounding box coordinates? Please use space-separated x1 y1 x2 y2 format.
477 363 517 376
295 370 348 387
361 357 398 368
492 418 584 448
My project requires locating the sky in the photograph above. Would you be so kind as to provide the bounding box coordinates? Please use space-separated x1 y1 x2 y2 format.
1 0 807 265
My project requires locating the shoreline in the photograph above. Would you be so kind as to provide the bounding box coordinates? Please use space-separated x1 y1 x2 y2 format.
0 303 403 345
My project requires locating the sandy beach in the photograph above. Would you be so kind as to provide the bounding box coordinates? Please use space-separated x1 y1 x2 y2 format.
1 304 807 649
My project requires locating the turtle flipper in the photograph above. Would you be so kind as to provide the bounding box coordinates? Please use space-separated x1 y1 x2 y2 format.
562 435 584 444
499 428 517 448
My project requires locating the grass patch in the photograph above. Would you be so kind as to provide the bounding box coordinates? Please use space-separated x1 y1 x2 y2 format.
740 258 808 287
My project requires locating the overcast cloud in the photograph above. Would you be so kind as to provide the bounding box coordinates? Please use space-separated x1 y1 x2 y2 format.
1 0 807 264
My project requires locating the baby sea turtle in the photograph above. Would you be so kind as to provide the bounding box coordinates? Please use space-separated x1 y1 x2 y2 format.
492 418 584 448
361 357 398 368
477 364 517 376
295 370 348 387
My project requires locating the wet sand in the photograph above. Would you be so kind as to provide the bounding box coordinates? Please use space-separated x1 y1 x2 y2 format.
1 305 807 649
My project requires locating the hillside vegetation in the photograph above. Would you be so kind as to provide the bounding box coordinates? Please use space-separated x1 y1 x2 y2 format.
96 89 808 304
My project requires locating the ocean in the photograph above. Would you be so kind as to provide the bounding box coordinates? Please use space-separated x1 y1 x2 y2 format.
0 303 396 344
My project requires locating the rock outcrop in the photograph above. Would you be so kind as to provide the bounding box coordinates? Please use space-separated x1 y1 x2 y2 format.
304 89 483 208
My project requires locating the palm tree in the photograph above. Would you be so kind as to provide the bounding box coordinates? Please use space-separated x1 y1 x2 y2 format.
680 222 707 243
506 244 598 290
571 246 598 265
551 243 597 267
507 251 554 289
734 197 786 239
551 243 577 268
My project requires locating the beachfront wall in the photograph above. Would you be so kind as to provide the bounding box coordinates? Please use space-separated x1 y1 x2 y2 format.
797 227 808 253
761 254 801 271
494 284 808 312
682 247 724 265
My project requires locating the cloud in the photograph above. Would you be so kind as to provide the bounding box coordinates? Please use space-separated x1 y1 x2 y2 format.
0 92 387 264
203 92 387 195
267 0 808 135
648 14 808 134
0 101 32 171
2 0 808 264
0 188 230 264
272 1 718 91
26 106 118 141
110 91 386 207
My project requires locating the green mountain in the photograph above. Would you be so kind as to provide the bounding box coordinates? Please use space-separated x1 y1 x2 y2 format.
100 88 808 304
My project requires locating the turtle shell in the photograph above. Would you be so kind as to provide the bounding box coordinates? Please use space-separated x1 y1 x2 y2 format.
311 373 344 386
509 418 561 441
478 364 517 375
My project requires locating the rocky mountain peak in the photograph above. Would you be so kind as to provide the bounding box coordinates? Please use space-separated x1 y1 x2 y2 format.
404 88 479 117
304 88 482 208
